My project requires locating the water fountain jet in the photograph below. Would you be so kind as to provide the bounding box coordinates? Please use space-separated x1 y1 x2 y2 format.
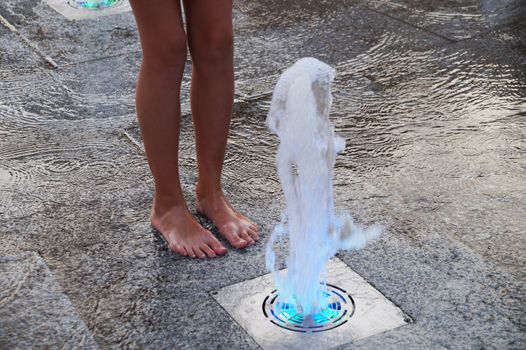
211 59 409 349
265 57 381 316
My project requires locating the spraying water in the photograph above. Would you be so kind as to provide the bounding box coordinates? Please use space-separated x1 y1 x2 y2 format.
265 57 381 316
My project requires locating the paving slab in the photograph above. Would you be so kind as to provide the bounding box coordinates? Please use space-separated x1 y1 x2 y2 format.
0 252 98 349
0 52 150 121
0 0 460 122
0 25 43 72
356 0 526 41
233 0 449 95
331 36 526 280
0 0 139 65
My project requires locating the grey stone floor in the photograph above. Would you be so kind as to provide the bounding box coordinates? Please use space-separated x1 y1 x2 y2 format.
1 0 525 349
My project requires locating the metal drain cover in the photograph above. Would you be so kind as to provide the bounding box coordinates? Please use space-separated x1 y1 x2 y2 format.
211 258 411 350
263 284 354 333
47 0 131 20
68 0 123 10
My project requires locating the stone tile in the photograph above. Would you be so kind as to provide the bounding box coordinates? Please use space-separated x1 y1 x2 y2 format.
0 25 43 72
233 1 448 91
0 252 98 349
0 52 143 120
356 0 526 41
212 257 410 349
0 0 139 65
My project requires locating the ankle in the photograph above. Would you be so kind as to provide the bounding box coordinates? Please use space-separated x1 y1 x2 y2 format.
195 182 222 201
152 193 187 216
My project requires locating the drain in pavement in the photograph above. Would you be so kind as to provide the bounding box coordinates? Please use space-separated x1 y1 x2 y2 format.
211 258 411 350
68 0 123 10
47 0 131 20
262 283 355 333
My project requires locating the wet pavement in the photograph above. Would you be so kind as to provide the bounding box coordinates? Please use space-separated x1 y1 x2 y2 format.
1 0 525 349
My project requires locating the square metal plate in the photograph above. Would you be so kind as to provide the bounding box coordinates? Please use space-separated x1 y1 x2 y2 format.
47 0 131 20
211 257 411 350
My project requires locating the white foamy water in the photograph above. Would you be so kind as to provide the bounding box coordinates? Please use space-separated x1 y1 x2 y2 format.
265 57 381 315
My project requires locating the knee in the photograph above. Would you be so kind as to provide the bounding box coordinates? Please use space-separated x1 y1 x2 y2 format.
142 35 188 74
190 31 233 63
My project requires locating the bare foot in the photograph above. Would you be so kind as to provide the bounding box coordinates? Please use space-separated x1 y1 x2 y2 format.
196 187 260 249
150 201 227 258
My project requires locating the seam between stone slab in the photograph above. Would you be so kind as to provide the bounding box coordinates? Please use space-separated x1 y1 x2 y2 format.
120 94 263 155
121 129 145 153
356 1 526 45
233 18 521 106
332 254 415 326
357 4 458 44
57 49 143 69
0 14 58 69
0 251 100 349
208 289 265 350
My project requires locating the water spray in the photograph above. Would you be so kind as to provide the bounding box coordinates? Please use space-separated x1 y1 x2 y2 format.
265 57 381 324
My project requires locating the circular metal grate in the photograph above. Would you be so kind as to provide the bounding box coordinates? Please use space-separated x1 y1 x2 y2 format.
68 0 123 10
262 283 355 333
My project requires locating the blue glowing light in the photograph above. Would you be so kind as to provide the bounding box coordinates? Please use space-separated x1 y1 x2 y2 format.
274 298 342 326
263 284 355 333
74 0 120 9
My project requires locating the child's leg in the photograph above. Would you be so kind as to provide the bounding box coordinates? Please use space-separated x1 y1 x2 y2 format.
183 0 260 248
130 0 226 258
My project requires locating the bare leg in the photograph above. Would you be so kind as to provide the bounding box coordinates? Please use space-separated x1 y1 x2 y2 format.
183 0 260 249
130 0 226 258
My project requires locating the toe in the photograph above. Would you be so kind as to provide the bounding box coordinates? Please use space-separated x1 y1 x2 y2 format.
239 230 255 246
207 237 227 255
201 244 217 258
247 227 259 241
230 233 248 249
192 247 207 259
220 225 248 249
248 222 259 232
232 236 248 249
185 246 196 258
169 242 188 256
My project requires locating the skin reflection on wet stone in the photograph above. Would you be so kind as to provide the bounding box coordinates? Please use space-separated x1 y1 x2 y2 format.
0 0 525 348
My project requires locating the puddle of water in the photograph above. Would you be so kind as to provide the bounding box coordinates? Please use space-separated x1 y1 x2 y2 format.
224 30 525 278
